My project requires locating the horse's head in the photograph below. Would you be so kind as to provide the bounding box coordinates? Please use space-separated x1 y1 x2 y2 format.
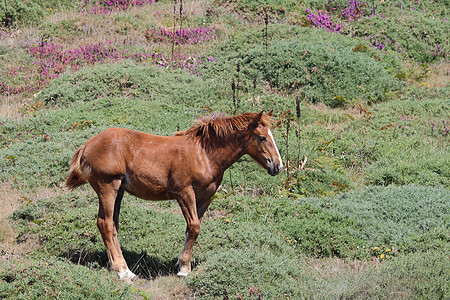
245 111 283 176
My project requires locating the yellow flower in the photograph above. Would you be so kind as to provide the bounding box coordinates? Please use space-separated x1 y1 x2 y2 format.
226 219 230 223
386 249 391 252
374 247 379 250
380 254 385 258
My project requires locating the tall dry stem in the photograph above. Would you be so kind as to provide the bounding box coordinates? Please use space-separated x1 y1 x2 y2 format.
178 0 184 56
296 95 302 169
171 0 177 61
285 117 291 189
263 8 272 90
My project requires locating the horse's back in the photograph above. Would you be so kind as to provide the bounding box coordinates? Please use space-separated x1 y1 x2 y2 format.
82 128 168 175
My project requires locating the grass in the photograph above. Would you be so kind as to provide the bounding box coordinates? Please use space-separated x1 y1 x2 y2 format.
0 0 448 298
0 257 134 299
8 185 449 298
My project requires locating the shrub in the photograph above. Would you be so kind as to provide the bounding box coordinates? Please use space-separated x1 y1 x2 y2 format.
198 219 294 260
241 39 403 106
36 62 218 108
187 248 313 299
343 7 448 62
219 0 448 63
343 251 450 298
0 257 133 299
0 0 75 26
208 195 367 259
0 130 94 188
337 96 450 187
306 185 450 253
200 24 403 107
188 248 449 299
1 39 216 98
366 148 449 186
0 0 44 26
305 9 343 33
270 201 365 258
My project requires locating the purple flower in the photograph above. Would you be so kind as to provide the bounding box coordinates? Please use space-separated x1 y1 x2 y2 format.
305 9 342 33
78 0 156 15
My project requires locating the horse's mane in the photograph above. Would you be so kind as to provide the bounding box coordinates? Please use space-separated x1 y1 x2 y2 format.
175 112 272 150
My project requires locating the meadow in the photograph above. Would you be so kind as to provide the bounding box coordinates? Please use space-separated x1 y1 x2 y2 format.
0 0 448 298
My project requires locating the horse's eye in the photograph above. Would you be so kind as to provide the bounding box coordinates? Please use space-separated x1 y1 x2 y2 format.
258 136 266 142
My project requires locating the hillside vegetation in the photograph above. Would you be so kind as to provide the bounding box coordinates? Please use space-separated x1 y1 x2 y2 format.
0 0 448 298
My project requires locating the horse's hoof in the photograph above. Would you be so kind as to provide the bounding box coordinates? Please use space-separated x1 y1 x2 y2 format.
177 271 189 277
118 269 137 283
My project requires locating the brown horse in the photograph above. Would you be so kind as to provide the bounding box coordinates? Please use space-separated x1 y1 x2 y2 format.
65 111 282 281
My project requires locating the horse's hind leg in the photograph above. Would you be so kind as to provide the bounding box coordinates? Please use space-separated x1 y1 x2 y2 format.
92 178 136 282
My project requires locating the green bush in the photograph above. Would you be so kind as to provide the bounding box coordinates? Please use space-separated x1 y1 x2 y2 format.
343 251 450 298
343 6 449 63
201 25 403 107
0 0 44 26
215 0 448 63
0 0 75 26
198 219 294 260
189 249 449 299
187 248 313 299
271 201 366 258
0 130 94 188
366 147 449 186
336 96 449 187
306 185 450 252
208 195 367 259
0 257 132 299
37 62 221 109
241 38 403 106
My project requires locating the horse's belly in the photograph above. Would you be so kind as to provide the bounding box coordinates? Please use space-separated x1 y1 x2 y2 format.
121 176 171 201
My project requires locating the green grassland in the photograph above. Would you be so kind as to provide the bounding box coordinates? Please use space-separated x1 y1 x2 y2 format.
0 0 448 298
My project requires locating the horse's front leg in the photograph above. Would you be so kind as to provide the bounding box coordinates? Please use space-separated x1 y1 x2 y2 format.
176 187 200 277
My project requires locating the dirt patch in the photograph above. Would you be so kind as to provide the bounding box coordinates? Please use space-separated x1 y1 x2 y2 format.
0 181 21 242
203 209 231 221
304 257 381 279
0 182 63 258
306 102 370 132
423 62 449 88
135 275 193 299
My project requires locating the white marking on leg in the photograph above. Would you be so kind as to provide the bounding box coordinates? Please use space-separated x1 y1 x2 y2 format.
118 268 137 282
177 232 190 277
268 129 283 169
177 270 189 277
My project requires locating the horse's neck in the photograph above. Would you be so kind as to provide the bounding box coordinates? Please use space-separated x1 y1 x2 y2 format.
206 136 247 173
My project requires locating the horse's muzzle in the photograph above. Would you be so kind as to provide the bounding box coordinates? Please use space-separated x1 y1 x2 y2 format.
267 162 282 176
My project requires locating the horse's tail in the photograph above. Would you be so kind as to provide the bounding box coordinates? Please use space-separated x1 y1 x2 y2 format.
65 144 91 190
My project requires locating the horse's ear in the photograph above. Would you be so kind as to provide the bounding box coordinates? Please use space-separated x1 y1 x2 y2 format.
267 110 273 116
248 111 263 131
